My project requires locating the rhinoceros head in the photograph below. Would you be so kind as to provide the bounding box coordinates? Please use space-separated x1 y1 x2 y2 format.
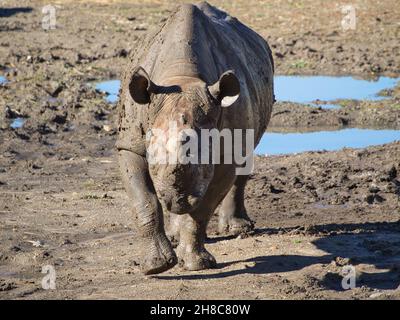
128 67 240 214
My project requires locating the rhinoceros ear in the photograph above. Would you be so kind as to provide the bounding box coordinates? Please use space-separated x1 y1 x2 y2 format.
129 67 158 104
208 70 240 107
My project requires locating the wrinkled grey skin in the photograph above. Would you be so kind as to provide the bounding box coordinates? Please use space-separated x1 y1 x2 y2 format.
117 2 274 274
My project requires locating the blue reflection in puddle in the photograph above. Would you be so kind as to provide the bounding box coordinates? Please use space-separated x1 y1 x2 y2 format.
95 80 120 103
10 118 25 129
256 129 400 155
95 76 399 108
275 76 399 109
94 77 400 155
0 76 7 85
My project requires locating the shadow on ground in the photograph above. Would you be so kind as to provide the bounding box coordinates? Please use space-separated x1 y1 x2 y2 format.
0 7 33 18
158 221 400 291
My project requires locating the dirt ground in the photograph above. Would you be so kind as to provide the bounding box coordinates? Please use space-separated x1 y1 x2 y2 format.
1 0 400 300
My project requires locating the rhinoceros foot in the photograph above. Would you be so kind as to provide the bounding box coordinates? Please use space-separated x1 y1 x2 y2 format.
141 235 178 275
218 216 254 236
177 246 217 271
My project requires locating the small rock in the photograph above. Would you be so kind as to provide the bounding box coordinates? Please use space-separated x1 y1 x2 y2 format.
10 245 21 252
117 48 129 57
38 123 57 134
0 281 17 292
334 256 350 267
103 124 112 132
5 106 23 119
244 262 256 268
134 24 147 31
131 260 139 266
62 239 73 245
46 81 64 97
27 240 44 247
370 292 384 299
369 184 380 193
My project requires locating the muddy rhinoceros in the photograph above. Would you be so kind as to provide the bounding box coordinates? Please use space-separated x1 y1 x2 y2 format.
117 1 274 274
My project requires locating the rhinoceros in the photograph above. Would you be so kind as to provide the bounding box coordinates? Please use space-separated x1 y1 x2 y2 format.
117 1 274 274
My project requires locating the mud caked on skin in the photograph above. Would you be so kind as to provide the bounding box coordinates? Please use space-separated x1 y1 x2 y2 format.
117 2 274 275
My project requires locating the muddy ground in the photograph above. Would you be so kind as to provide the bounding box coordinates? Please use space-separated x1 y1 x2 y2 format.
1 0 400 299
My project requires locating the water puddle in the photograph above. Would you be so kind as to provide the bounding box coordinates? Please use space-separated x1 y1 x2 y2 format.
0 75 7 85
95 76 399 109
95 80 120 103
10 117 25 129
93 77 400 155
255 128 400 155
275 76 399 109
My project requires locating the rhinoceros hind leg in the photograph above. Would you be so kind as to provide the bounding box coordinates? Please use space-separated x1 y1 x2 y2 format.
218 175 254 236
118 150 177 275
176 212 217 271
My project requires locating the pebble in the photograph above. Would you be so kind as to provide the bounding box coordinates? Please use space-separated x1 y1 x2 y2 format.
27 240 44 247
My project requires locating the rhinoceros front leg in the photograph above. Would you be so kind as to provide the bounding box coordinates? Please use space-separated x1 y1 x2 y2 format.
176 211 217 271
166 212 181 248
118 150 177 275
218 175 254 236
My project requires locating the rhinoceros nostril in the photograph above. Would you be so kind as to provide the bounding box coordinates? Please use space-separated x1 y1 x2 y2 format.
180 113 187 125
165 200 172 211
